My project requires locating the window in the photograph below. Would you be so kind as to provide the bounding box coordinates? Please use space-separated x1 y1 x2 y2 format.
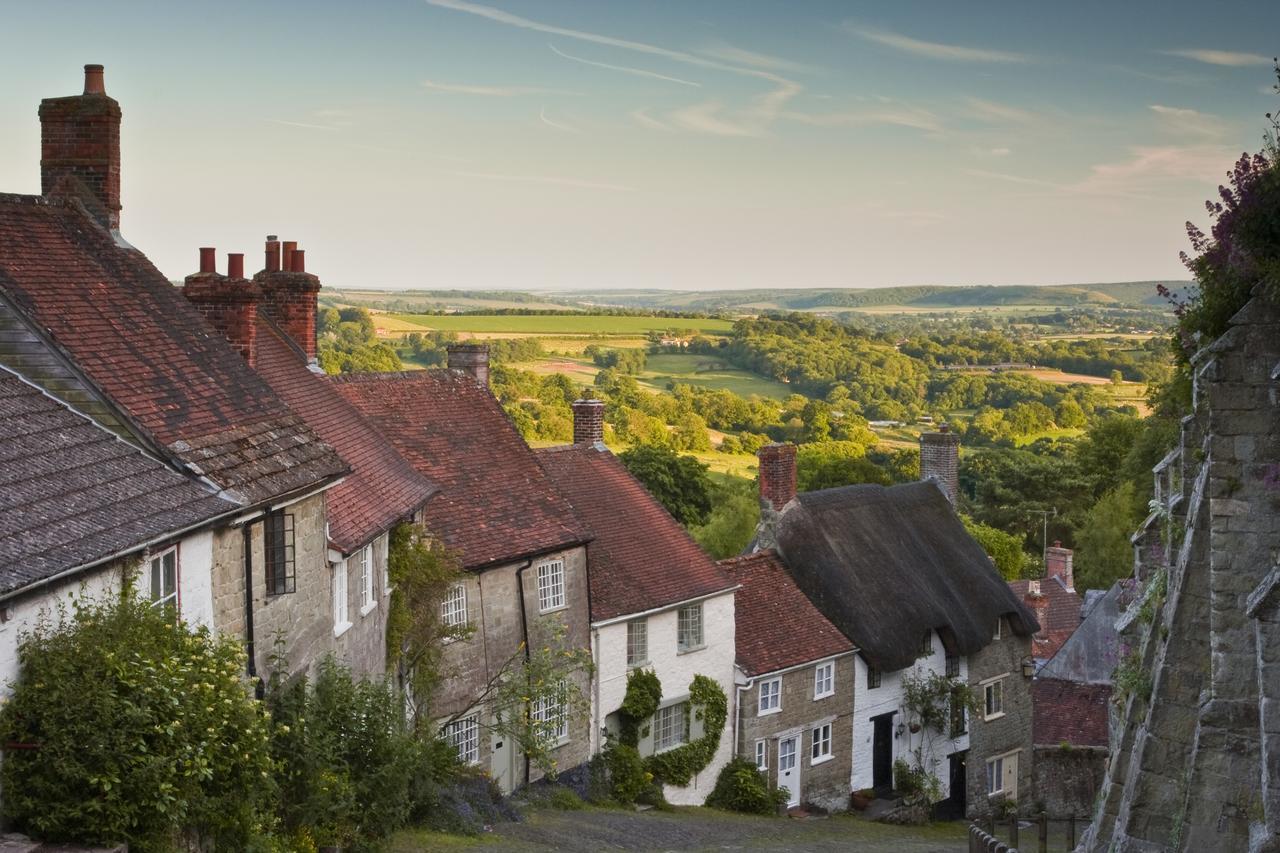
381 535 390 597
919 631 933 656
986 752 1018 797
778 736 796 772
984 677 1005 720
758 678 781 715
532 683 569 745
148 546 178 611
950 689 968 737
946 655 960 678
444 715 480 765
332 559 350 636
626 619 648 667
677 604 704 652
814 661 834 699
537 560 565 612
653 703 688 752
264 510 295 595
754 739 768 770
359 545 375 612
867 666 881 689
811 723 833 763
986 755 1004 795
441 584 468 628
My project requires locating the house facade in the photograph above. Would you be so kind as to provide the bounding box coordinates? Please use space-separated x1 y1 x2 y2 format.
537 401 739 806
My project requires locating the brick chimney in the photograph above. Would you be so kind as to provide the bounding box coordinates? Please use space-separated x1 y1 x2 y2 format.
1046 541 1075 592
571 399 605 445
758 442 797 511
919 424 960 505
447 343 489 388
40 64 122 231
254 236 320 362
183 248 261 366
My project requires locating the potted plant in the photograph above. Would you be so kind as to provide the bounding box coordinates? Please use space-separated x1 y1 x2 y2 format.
851 788 876 810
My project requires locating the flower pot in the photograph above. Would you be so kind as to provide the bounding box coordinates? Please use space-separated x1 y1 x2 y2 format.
908 722 921 734
851 791 873 811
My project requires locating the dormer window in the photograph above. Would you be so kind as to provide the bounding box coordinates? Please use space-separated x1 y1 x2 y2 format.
919 630 933 656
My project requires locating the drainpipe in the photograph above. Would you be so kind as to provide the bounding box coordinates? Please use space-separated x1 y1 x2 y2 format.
591 626 602 756
514 558 534 787
734 678 753 764
242 522 262 699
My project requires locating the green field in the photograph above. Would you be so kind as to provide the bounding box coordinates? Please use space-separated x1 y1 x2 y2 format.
638 354 793 400
385 313 734 335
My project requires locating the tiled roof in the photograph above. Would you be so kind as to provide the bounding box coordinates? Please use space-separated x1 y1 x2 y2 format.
1032 678 1111 747
250 321 437 553
0 366 236 595
1009 575 1083 661
719 549 853 677
0 193 346 503
330 371 587 569
536 443 736 622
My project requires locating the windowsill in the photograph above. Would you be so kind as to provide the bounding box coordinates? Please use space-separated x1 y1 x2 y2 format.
654 741 689 755
757 707 781 717
677 643 706 655
811 754 833 767
984 712 1006 722
987 790 1006 799
360 601 377 617
627 660 651 670
333 620 353 638
814 690 834 701
539 604 568 615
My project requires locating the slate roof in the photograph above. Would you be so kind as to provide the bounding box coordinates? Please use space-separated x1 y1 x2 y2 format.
719 549 854 677
536 443 736 622
1009 575 1083 662
1039 580 1137 684
0 366 236 595
772 481 1039 672
250 321 437 554
1032 678 1111 747
330 370 587 569
0 193 346 504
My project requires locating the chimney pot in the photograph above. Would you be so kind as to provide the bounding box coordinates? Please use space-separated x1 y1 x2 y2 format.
227 253 244 279
571 399 606 445
447 343 490 388
199 247 216 274
282 241 297 272
757 442 798 511
292 249 305 273
265 238 281 272
83 64 106 95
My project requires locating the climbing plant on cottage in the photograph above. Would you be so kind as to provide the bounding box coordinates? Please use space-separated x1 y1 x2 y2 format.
615 669 728 787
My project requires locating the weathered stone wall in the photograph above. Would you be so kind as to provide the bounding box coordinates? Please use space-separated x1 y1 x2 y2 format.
967 629 1034 817
1031 746 1106 818
737 654 857 812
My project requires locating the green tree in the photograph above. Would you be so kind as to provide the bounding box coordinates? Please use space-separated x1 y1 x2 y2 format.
689 476 760 558
1075 482 1142 591
961 515 1031 580
619 444 714 526
795 441 891 492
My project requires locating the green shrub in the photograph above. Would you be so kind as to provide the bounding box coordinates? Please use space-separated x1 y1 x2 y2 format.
641 675 728 788
603 741 651 805
547 786 586 811
0 594 273 852
893 758 941 807
706 758 787 815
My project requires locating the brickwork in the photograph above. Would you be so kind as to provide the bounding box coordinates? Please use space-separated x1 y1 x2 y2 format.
182 270 261 366
919 428 960 505
737 655 857 812
38 66 121 231
255 270 320 361
966 630 1034 818
757 443 797 511
447 344 490 388
571 399 605 445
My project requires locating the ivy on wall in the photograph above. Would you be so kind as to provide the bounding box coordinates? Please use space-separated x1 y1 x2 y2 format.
617 669 728 787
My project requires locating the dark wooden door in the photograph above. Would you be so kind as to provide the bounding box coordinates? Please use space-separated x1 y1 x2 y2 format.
872 713 894 792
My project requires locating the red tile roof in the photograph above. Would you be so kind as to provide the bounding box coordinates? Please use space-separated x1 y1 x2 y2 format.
250 321 436 553
719 549 854 677
536 444 736 622
0 194 346 503
330 371 587 569
1032 678 1111 747
1009 575 1083 661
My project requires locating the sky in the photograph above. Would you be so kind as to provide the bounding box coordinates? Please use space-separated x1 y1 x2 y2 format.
1 1 1277 291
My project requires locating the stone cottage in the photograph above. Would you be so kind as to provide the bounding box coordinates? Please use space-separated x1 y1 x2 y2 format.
537 401 739 806
719 550 857 811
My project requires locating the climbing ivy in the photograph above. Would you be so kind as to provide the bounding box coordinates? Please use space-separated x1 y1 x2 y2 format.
619 668 662 747
615 671 728 788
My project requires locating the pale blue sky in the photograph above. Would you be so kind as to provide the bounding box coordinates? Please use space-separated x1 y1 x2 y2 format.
0 1 1276 290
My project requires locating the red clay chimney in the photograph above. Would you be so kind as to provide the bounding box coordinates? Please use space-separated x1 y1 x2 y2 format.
291 249 305 273
227 253 244 279
265 236 281 272
282 241 297 272
183 249 261 366
255 236 321 362
447 343 490 388
920 425 960 506
199 247 216 274
758 442 797 511
1046 541 1075 592
40 64 122 231
571 399 605 445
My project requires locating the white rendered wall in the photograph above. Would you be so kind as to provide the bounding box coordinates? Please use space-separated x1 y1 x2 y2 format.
177 530 215 631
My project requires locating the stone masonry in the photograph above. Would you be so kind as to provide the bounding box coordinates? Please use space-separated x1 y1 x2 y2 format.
966 627 1034 817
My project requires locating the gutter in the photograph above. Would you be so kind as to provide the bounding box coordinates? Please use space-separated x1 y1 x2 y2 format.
243 521 262 698
591 585 742 630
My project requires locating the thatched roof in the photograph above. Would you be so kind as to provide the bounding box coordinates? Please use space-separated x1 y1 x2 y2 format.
772 481 1038 672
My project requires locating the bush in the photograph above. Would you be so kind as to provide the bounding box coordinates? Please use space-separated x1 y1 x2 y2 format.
706 758 787 815
417 771 520 837
603 741 651 805
0 594 273 852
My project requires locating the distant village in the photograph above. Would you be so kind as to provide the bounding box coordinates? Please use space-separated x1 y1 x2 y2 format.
2 66 1278 853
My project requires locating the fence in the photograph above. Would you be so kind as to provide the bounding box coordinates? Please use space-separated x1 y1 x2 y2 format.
969 813 1087 852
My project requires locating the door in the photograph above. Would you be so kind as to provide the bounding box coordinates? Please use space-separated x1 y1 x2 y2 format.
936 750 967 820
872 713 894 792
490 713 514 793
1001 751 1019 800
777 735 800 807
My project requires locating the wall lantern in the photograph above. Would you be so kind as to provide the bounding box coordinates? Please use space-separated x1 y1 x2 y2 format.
1022 656 1036 678
894 721 905 739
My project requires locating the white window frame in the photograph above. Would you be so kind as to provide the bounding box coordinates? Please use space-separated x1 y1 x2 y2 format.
359 544 376 615
381 534 391 597
986 755 1005 795
445 714 480 765
537 560 566 613
810 722 833 764
333 559 351 637
814 660 835 699
677 603 704 653
982 674 1006 721
531 683 570 746
653 702 688 752
755 739 768 770
441 583 468 629
758 677 782 716
147 545 179 612
626 618 649 668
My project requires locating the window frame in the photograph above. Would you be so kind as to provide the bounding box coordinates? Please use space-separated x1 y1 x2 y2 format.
919 630 933 657
333 558 351 637
531 682 570 746
147 545 180 613
441 583 468 629
950 688 968 737
754 739 768 771
758 677 782 716
810 722 833 764
945 654 960 678
444 714 481 765
626 618 649 668
813 660 835 699
983 676 1006 721
653 702 688 753
867 666 882 690
986 755 1005 795
677 603 704 653
359 544 376 614
264 509 296 596
536 559 566 613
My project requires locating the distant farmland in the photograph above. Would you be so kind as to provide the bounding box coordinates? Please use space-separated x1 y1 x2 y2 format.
383 313 735 336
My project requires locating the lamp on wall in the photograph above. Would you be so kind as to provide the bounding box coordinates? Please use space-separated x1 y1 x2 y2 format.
894 721 905 739
1021 656 1036 678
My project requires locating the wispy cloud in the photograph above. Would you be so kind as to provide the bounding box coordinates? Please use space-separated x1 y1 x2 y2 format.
965 97 1034 123
538 107 578 133
629 108 672 131
268 118 341 131
970 146 1012 157
696 41 815 74
422 79 576 96
548 44 700 87
784 107 942 133
1149 104 1222 137
667 102 762 137
970 144 1235 200
1160 48 1273 67
847 25 1028 63
451 170 636 192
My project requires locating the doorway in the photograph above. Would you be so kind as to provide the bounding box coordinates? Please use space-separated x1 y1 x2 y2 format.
871 712 895 793
777 734 801 807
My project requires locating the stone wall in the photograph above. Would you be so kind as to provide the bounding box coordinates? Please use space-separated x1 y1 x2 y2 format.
1031 746 1106 818
737 654 857 812
967 628 1034 817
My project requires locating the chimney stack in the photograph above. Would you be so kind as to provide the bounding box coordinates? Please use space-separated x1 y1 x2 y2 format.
447 343 490 388
757 442 797 511
40 64 122 231
255 235 321 362
571 399 605 445
183 247 261 366
919 424 960 505
1046 541 1074 592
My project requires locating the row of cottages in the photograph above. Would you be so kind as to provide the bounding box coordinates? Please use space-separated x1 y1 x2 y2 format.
735 437 1041 817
